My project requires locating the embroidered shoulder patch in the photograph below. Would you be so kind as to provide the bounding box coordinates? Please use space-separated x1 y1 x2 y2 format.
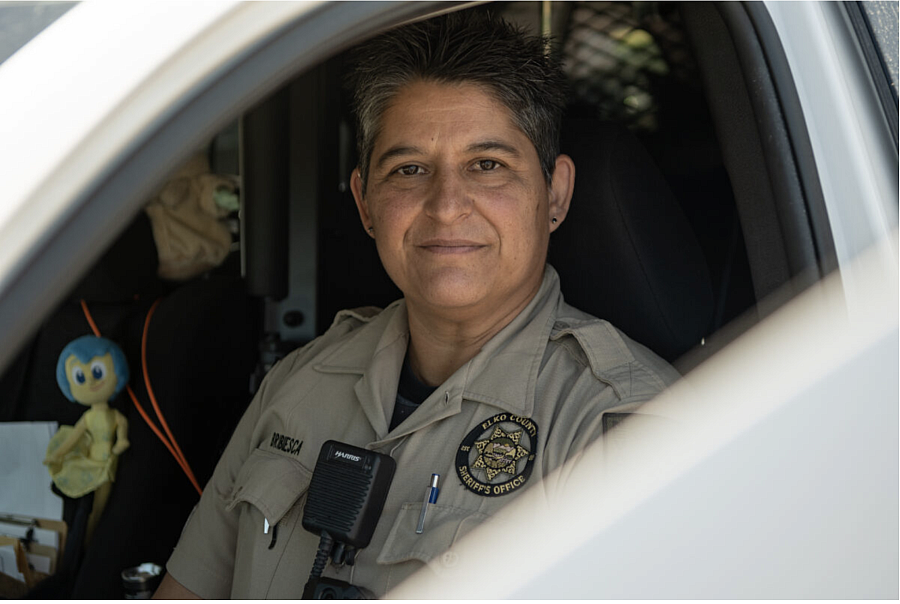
456 413 538 497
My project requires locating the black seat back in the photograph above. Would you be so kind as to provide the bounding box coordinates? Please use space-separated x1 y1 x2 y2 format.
550 119 714 362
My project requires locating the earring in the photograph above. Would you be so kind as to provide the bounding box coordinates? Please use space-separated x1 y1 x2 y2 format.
551 217 558 224
367 226 374 234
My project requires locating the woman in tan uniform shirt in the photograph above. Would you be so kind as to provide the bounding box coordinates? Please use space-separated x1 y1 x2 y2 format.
155 11 676 599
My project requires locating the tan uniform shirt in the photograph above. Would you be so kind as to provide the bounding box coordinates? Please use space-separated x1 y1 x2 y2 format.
165 266 678 598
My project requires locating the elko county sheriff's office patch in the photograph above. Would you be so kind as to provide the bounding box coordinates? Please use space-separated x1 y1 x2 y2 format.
456 413 538 497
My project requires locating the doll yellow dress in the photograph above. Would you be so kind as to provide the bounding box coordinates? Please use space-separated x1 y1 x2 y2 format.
47 339 131 543
46 406 122 498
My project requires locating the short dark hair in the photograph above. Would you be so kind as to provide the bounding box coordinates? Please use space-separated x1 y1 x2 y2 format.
349 11 568 191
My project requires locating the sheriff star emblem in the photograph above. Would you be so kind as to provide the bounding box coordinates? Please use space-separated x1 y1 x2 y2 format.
456 413 539 497
472 426 530 480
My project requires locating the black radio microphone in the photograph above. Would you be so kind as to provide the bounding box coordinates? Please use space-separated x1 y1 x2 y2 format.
301 440 396 599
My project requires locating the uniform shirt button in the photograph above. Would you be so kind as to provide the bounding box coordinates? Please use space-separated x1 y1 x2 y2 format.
441 551 459 567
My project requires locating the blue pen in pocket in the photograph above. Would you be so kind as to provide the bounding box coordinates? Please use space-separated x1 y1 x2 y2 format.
415 473 440 534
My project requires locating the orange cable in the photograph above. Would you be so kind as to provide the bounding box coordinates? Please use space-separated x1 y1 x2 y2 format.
80 300 186 466
125 385 185 472
79 300 181 459
80 300 101 336
80 299 202 496
140 300 202 495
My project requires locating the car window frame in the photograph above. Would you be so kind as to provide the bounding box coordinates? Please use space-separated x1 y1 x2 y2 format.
0 1 453 376
763 0 899 285
844 0 899 148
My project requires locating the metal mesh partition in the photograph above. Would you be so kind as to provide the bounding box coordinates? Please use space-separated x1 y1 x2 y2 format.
561 1 696 132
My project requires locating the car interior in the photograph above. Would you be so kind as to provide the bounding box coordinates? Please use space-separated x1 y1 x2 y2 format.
0 1 838 597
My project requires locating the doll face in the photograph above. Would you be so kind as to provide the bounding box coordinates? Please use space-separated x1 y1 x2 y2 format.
65 353 117 405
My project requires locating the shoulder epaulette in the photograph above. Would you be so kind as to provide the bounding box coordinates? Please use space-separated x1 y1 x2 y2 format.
330 306 383 328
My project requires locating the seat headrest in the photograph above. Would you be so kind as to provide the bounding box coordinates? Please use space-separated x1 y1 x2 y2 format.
549 119 714 361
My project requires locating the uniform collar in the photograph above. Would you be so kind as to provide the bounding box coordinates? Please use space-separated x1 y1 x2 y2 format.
455 266 560 418
314 299 408 375
313 266 563 437
314 300 410 437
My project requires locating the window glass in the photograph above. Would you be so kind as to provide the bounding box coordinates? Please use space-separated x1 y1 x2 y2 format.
859 1 898 101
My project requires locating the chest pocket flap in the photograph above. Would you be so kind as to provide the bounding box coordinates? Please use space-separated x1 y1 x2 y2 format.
226 448 313 526
377 502 490 566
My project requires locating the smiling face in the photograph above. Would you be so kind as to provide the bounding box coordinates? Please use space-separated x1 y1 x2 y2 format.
65 353 117 406
351 81 574 324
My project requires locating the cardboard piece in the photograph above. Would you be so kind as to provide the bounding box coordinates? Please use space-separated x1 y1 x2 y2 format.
0 515 67 597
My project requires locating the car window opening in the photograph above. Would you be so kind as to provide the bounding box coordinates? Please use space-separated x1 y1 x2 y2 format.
0 1 862 598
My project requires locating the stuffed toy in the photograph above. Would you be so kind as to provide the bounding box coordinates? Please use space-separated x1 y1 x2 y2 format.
44 335 130 541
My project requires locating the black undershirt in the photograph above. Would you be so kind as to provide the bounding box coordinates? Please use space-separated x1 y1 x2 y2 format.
389 352 436 431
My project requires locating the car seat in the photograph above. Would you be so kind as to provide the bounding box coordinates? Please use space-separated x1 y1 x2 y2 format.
549 118 715 364
0 212 259 598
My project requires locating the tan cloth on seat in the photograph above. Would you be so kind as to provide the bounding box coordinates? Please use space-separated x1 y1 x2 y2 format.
144 153 236 281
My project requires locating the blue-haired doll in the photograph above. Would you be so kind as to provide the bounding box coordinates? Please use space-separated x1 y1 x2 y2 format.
44 336 131 538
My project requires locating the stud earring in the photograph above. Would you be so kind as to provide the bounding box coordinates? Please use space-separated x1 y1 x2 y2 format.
551 217 558 224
